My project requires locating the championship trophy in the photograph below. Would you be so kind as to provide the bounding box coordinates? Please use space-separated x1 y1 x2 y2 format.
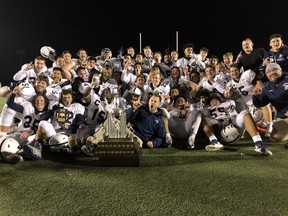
91 97 142 166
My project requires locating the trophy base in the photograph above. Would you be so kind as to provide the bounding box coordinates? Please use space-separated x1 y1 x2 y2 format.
91 138 142 167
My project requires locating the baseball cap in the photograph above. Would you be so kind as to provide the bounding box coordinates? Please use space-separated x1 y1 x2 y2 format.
265 63 281 73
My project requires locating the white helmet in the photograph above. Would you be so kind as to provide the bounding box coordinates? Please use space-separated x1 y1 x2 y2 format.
18 82 36 100
48 133 69 151
78 82 90 94
0 137 20 160
40 46 56 61
220 124 241 144
248 105 263 123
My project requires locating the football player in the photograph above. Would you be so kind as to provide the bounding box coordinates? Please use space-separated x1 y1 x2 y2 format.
204 94 272 155
168 95 202 149
31 89 85 158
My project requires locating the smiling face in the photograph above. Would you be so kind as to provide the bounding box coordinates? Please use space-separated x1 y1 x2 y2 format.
229 65 241 80
269 36 283 52
34 95 47 111
34 58 46 73
242 38 254 54
35 80 48 93
265 67 282 83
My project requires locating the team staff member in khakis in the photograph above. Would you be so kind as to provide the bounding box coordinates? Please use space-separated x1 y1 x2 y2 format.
126 93 166 149
253 63 288 142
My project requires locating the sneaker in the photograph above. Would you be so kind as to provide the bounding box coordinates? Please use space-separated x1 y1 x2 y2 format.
254 145 273 156
22 143 42 161
165 134 173 147
5 154 24 164
187 134 195 150
205 141 224 152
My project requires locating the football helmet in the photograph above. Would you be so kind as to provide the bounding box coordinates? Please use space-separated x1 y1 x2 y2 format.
18 81 36 100
220 124 241 144
40 46 56 61
248 105 263 123
78 82 90 94
0 137 21 160
48 133 69 151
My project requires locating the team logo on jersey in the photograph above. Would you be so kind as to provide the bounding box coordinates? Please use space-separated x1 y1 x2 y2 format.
283 83 288 90
55 109 70 123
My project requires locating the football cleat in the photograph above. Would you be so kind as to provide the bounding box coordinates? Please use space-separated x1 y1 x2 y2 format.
254 145 272 156
205 141 224 152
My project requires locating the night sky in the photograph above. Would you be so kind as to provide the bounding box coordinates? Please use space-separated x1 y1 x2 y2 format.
1 0 287 86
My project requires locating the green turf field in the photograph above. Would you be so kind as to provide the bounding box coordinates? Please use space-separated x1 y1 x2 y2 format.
0 97 287 216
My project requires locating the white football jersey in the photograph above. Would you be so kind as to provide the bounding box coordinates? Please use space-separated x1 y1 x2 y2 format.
13 64 47 84
45 87 61 102
203 99 248 131
85 92 106 126
200 78 227 94
227 69 256 106
143 81 170 104
206 100 238 120
98 79 118 96
175 56 205 73
16 101 50 132
52 102 85 130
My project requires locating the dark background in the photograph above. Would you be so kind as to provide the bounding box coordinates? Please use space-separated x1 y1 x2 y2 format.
1 0 287 86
